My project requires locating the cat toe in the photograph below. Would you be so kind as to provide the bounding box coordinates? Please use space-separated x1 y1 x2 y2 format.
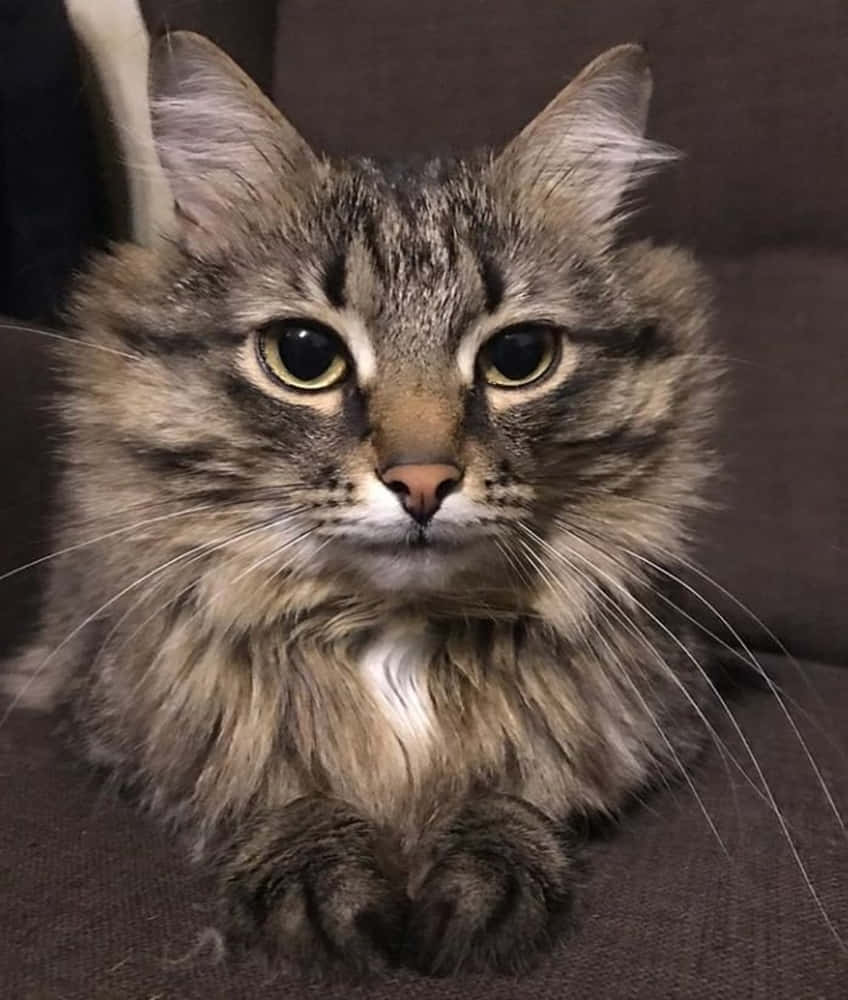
219 797 408 977
225 850 408 977
406 850 555 974
406 795 573 975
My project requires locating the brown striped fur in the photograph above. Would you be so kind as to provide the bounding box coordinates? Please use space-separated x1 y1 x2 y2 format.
6 32 721 975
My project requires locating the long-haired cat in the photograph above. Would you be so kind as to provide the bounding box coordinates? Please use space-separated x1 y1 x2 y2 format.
5 0 721 978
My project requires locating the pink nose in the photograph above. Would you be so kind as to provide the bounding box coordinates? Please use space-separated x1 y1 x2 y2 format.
380 463 462 524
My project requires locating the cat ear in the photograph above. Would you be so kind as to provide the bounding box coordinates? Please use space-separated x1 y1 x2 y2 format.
495 44 675 227
149 31 319 235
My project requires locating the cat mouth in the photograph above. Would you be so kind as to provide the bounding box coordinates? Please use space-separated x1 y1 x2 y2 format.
327 515 486 569
323 522 491 591
344 522 473 559
360 528 440 553
408 527 432 548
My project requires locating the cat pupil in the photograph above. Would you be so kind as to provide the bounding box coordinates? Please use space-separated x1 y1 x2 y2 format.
278 326 337 381
489 328 547 381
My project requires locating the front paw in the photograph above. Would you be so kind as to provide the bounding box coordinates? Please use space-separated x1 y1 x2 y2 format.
407 795 572 975
220 797 408 977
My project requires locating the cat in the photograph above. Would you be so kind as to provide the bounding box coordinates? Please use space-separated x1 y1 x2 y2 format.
5 1 722 978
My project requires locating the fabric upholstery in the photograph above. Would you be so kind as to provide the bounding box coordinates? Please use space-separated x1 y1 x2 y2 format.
2 656 846 998
697 252 848 666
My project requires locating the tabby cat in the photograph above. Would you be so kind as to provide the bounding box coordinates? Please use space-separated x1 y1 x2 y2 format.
7 6 721 977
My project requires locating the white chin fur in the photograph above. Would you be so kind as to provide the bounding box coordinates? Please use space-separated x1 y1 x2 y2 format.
355 548 459 592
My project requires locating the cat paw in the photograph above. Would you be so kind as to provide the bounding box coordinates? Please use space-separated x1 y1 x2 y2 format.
406 795 572 975
220 797 408 977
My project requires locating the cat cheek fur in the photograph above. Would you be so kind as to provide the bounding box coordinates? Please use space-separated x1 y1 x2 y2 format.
8 15 721 979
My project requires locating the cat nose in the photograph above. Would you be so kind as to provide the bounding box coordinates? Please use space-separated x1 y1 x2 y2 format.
379 463 462 524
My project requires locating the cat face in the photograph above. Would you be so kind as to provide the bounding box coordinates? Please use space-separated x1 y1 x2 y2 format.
64 38 717 615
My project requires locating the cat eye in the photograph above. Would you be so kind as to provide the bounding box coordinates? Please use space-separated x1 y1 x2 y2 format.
257 320 349 391
479 324 558 387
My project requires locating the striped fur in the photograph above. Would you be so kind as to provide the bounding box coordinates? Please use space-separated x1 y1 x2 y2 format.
8 23 721 976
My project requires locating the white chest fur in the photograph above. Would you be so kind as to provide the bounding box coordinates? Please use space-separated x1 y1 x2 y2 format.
357 622 435 756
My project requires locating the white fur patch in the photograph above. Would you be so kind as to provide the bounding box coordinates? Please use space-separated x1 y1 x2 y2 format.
358 623 434 756
336 313 376 384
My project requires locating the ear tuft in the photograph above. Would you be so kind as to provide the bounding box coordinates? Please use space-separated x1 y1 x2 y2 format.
497 44 677 227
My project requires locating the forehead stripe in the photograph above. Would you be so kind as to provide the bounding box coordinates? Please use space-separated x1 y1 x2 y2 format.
322 249 347 309
478 254 504 313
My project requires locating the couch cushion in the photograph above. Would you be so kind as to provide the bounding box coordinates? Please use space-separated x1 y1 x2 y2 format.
2 655 846 998
695 251 848 665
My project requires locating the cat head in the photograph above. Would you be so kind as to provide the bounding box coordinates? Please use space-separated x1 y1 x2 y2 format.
65 35 718 625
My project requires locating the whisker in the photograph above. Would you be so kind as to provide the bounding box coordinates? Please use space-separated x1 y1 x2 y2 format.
665 548 841 731
560 516 847 779
520 524 785 813
520 542 730 859
563 512 847 834
533 520 792 832
0 516 302 730
90 509 311 676
540 526 806 822
492 537 537 592
613 542 847 838
124 522 320 704
0 504 214 585
226 524 317 589
516 529 748 843
0 487 330 574
1 321 141 361
618 565 847 768
537 519 847 954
